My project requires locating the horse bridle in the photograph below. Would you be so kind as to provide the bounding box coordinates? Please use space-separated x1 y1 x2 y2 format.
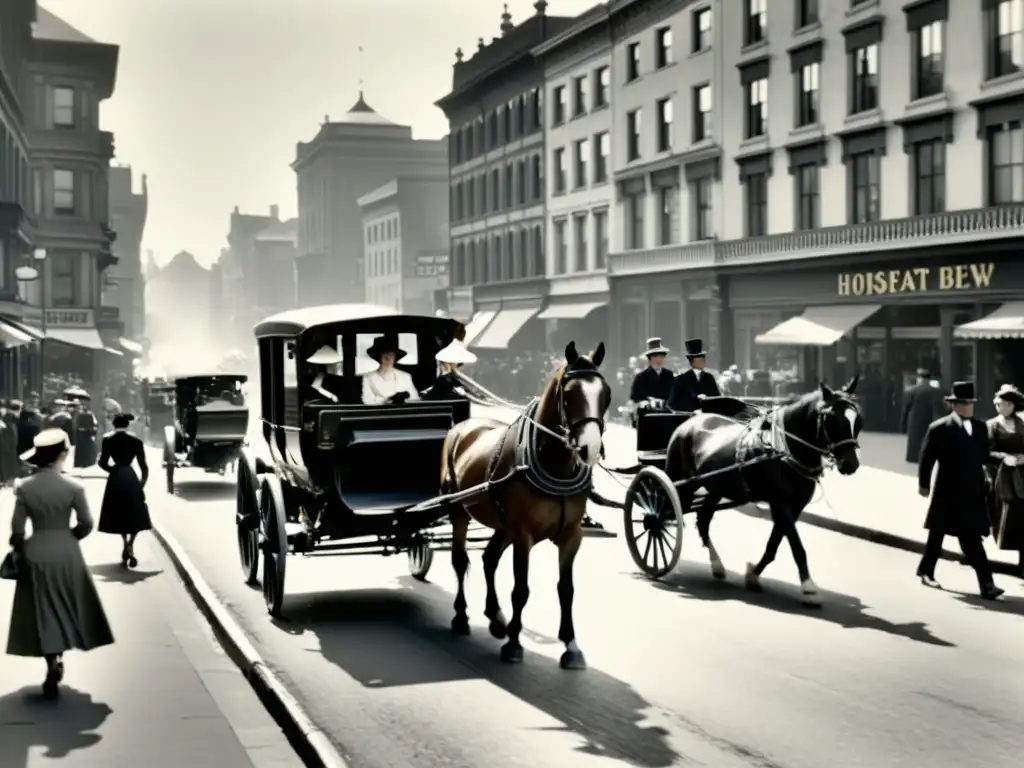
556 367 608 452
814 398 861 457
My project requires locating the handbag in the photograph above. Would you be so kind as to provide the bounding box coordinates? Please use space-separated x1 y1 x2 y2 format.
0 550 22 581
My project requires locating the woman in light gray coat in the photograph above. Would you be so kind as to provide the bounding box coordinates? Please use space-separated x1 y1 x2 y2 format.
7 428 114 699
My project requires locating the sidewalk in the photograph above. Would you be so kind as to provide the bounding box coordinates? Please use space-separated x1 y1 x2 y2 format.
0 486 303 767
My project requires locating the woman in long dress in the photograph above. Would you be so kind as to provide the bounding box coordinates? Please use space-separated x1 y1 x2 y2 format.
986 384 1024 576
97 413 151 568
6 428 114 699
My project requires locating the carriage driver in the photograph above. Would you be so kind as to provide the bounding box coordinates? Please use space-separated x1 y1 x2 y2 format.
422 339 476 400
362 334 421 406
629 337 675 407
667 337 722 412
305 344 345 403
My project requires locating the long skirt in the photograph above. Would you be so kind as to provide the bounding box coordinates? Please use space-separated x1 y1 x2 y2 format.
6 530 114 657
73 434 98 468
993 495 1024 552
97 465 152 535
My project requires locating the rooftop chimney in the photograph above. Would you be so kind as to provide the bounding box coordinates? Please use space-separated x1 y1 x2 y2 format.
455 47 463 62
534 0 547 15
500 4 513 34
233 205 239 214
477 37 485 51
270 204 279 219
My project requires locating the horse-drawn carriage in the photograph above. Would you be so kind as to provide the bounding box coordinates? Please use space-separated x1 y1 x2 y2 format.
163 374 249 493
144 379 176 447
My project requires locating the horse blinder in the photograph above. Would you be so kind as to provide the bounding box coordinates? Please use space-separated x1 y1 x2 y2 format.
557 368 608 449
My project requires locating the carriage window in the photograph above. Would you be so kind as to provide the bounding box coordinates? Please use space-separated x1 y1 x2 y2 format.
347 333 420 375
283 343 299 425
258 339 277 422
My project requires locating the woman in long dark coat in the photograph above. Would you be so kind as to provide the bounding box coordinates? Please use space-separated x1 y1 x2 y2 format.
73 405 99 468
7 428 114 699
97 413 150 568
986 384 1024 575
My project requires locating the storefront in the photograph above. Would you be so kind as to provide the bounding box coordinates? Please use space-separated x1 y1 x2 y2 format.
723 246 1024 430
537 274 609 355
466 277 547 354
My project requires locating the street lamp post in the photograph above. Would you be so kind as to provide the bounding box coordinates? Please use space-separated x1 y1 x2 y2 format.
14 247 47 395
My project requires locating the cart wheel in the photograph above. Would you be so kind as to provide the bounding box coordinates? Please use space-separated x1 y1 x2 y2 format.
260 475 288 618
408 540 434 581
236 457 260 585
623 466 684 579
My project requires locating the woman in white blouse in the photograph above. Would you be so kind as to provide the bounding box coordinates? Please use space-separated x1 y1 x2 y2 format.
361 335 420 405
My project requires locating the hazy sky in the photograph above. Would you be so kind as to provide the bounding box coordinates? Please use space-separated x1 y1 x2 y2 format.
42 0 596 266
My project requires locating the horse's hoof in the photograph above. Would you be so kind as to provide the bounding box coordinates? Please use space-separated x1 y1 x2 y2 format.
744 563 762 592
450 616 471 636
711 563 727 580
487 617 507 639
559 649 587 670
499 642 524 664
127 556 138 569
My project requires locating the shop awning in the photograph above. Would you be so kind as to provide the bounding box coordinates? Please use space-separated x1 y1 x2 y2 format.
0 318 35 347
473 306 540 350
2 318 45 342
954 302 1024 339
119 337 145 355
536 299 608 320
46 328 106 350
463 310 496 346
755 304 882 346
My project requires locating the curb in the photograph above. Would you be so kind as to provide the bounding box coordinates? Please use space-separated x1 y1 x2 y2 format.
151 524 350 768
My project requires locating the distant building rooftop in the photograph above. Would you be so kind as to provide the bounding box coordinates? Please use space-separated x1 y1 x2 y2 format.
255 218 298 243
32 8 96 43
337 92 398 126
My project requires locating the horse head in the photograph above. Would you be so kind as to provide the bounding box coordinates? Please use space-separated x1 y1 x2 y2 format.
555 341 611 466
816 374 862 475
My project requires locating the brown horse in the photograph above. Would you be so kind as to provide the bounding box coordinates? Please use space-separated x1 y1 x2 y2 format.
441 341 610 669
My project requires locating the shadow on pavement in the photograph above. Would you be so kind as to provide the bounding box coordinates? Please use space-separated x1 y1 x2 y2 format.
646 563 955 647
951 591 1024 616
89 563 163 584
172 481 235 502
280 585 680 767
0 685 112 766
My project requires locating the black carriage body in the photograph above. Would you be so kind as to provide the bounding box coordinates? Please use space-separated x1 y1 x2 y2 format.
250 304 470 546
635 404 691 465
167 374 249 470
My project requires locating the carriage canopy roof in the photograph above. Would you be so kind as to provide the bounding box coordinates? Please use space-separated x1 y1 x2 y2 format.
172 373 249 383
253 304 459 338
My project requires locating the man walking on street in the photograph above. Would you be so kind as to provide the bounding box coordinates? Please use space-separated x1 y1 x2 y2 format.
916 381 1004 599
901 367 946 463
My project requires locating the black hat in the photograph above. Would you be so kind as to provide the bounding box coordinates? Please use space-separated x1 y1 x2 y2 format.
643 337 670 357
994 384 1024 409
944 381 976 403
112 413 135 429
684 338 707 358
366 334 407 363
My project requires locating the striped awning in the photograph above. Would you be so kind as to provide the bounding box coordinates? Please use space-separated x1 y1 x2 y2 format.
954 302 1024 339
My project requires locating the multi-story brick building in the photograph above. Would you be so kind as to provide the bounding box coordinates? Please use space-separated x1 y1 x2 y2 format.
106 165 147 342
219 204 280 348
292 94 447 308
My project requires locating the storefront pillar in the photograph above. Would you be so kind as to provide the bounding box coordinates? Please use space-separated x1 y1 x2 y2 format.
938 307 955 390
708 280 724 368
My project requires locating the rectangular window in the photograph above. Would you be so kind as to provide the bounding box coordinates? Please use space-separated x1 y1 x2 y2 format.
53 87 75 128
851 44 879 114
573 76 587 117
797 0 818 28
594 210 608 268
553 85 566 125
797 63 820 127
573 214 588 272
628 194 645 249
657 186 678 245
553 148 566 194
914 139 946 215
491 169 500 210
988 124 1024 204
504 163 513 206
626 42 640 81
849 153 881 223
693 179 712 240
574 139 588 187
745 173 768 237
693 8 712 52
51 253 76 306
990 0 1024 79
656 27 673 68
627 109 641 161
693 85 712 141
745 78 768 138
656 98 673 152
594 66 610 107
532 154 542 200
594 132 609 182
916 21 944 99
554 219 568 273
53 169 75 215
796 164 820 230
745 0 766 46
517 159 527 204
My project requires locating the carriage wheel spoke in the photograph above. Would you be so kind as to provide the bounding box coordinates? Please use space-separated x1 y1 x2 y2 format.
642 531 653 564
655 534 670 569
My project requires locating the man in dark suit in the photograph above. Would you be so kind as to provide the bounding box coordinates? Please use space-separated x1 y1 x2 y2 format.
667 338 721 412
900 367 946 463
629 337 675 406
917 381 1004 599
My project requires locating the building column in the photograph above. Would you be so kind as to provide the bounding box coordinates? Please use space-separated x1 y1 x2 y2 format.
708 278 723 369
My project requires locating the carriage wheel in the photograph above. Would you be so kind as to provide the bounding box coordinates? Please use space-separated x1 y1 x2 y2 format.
623 466 684 579
236 458 260 585
259 476 288 618
407 540 434 581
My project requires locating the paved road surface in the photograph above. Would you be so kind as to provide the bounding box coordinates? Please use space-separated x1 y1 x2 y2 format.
0 479 302 768
152 468 1024 768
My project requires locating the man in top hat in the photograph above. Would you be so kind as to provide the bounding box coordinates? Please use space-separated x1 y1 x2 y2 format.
629 337 675 406
900 367 946 464
667 338 721 412
916 381 1004 599
362 334 420 405
422 339 476 401
305 344 344 403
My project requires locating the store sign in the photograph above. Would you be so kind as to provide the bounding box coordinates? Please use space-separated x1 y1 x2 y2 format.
415 253 449 278
45 309 94 327
837 262 996 297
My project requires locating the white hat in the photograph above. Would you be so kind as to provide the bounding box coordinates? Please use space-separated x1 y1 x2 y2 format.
307 345 342 365
20 428 71 462
436 339 476 365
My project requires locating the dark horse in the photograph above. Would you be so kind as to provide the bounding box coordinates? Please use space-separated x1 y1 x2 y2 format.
441 342 610 668
665 377 862 605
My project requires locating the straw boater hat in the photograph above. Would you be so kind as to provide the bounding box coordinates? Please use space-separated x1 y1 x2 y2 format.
366 334 406 363
436 339 476 365
307 345 342 365
20 428 71 465
994 383 1024 409
944 381 977 403
642 337 670 357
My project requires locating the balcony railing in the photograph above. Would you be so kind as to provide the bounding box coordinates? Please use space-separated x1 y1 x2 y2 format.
609 205 1024 276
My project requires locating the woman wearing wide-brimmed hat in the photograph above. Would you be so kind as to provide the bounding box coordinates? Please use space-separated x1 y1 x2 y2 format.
361 334 420 405
422 339 476 401
97 413 151 568
5 428 114 699
986 384 1024 575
